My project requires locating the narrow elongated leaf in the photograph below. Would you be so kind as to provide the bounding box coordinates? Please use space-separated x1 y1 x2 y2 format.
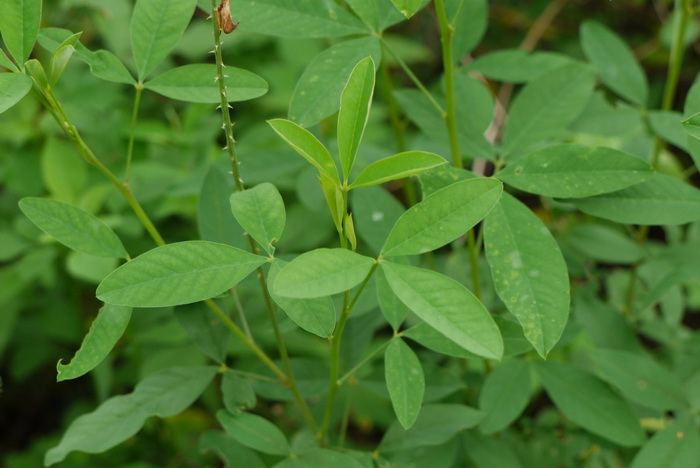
230 0 366 38
581 21 648 106
450 0 488 60
56 305 132 382
465 49 574 83
0 72 32 114
588 348 688 410
385 338 425 429
199 431 265 468
484 194 569 357
269 260 336 337
84 49 135 84
230 183 285 255
175 302 230 363
130 0 197 80
275 449 366 468
501 63 596 158
390 0 426 18
217 410 290 456
289 36 381 127
0 49 16 69
381 178 502 257
221 370 256 411
536 361 645 447
682 111 700 141
631 416 700 468
19 197 128 259
48 32 82 85
381 261 503 360
45 366 217 466
145 64 268 103
338 56 376 180
197 165 245 248
97 241 266 307
570 172 700 225
268 119 339 182
567 224 646 264
379 404 483 453
498 145 653 198
0 0 42 64
273 248 375 298
478 360 532 434
375 267 410 330
350 151 446 189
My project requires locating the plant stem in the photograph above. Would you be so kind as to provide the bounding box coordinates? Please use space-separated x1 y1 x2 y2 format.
210 0 318 433
337 336 394 385
380 37 445 117
317 262 379 443
434 0 462 168
125 84 144 182
378 52 406 153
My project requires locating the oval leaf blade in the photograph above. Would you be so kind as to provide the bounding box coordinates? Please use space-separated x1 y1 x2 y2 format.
385 338 425 429
217 410 290 456
497 145 653 198
268 260 336 337
483 194 569 357
381 178 502 257
631 416 700 468
96 241 267 307
56 305 132 382
570 172 700 225
273 248 376 299
350 151 447 189
230 183 285 255
0 0 42 64
381 261 503 360
338 56 376 180
536 361 645 447
145 64 268 103
19 197 128 259
267 118 339 183
130 0 197 80
478 360 532 434
0 73 32 114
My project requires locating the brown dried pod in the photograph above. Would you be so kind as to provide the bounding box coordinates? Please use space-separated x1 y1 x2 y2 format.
217 0 238 34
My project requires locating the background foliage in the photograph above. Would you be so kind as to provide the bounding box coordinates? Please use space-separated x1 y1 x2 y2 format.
2 0 700 467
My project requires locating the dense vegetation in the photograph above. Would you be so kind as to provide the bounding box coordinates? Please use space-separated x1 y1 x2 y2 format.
2 0 700 467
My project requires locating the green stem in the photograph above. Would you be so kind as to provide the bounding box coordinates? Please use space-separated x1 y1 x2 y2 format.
317 262 380 443
210 0 317 433
434 0 462 168
378 51 406 153
380 37 445 117
125 84 144 182
337 336 394 385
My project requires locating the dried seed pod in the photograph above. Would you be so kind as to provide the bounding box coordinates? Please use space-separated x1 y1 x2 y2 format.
217 0 238 34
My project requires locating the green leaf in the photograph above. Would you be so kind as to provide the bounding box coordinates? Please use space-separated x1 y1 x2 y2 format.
463 432 524 468
230 0 366 38
649 110 688 150
130 0 197 81
570 172 700 225
40 136 87 203
289 36 381 127
588 348 688 410
274 449 366 468
230 183 285 256
267 119 339 183
344 0 404 33
19 197 128 259
0 0 42 64
402 322 476 359
199 431 265 468
145 64 268 103
581 21 648 106
497 144 653 198
349 151 446 189
48 32 82 85
350 185 406 255
389 0 426 18
536 361 646 447
385 338 425 429
319 171 345 234
221 370 257 412
501 63 596 158
478 360 532 434
273 248 375 299
56 304 132 382
465 49 574 83
83 49 135 84
483 194 569 357
381 261 503 360
0 49 16 69
338 56 376 180
567 224 646 265
45 366 217 466
631 416 700 468
96 241 266 307
682 111 700 142
0 72 32 114
378 404 483 453
381 178 502 257
450 0 488 60
198 165 245 248
375 267 409 330
268 260 336 337
174 302 230 363
217 410 290 456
